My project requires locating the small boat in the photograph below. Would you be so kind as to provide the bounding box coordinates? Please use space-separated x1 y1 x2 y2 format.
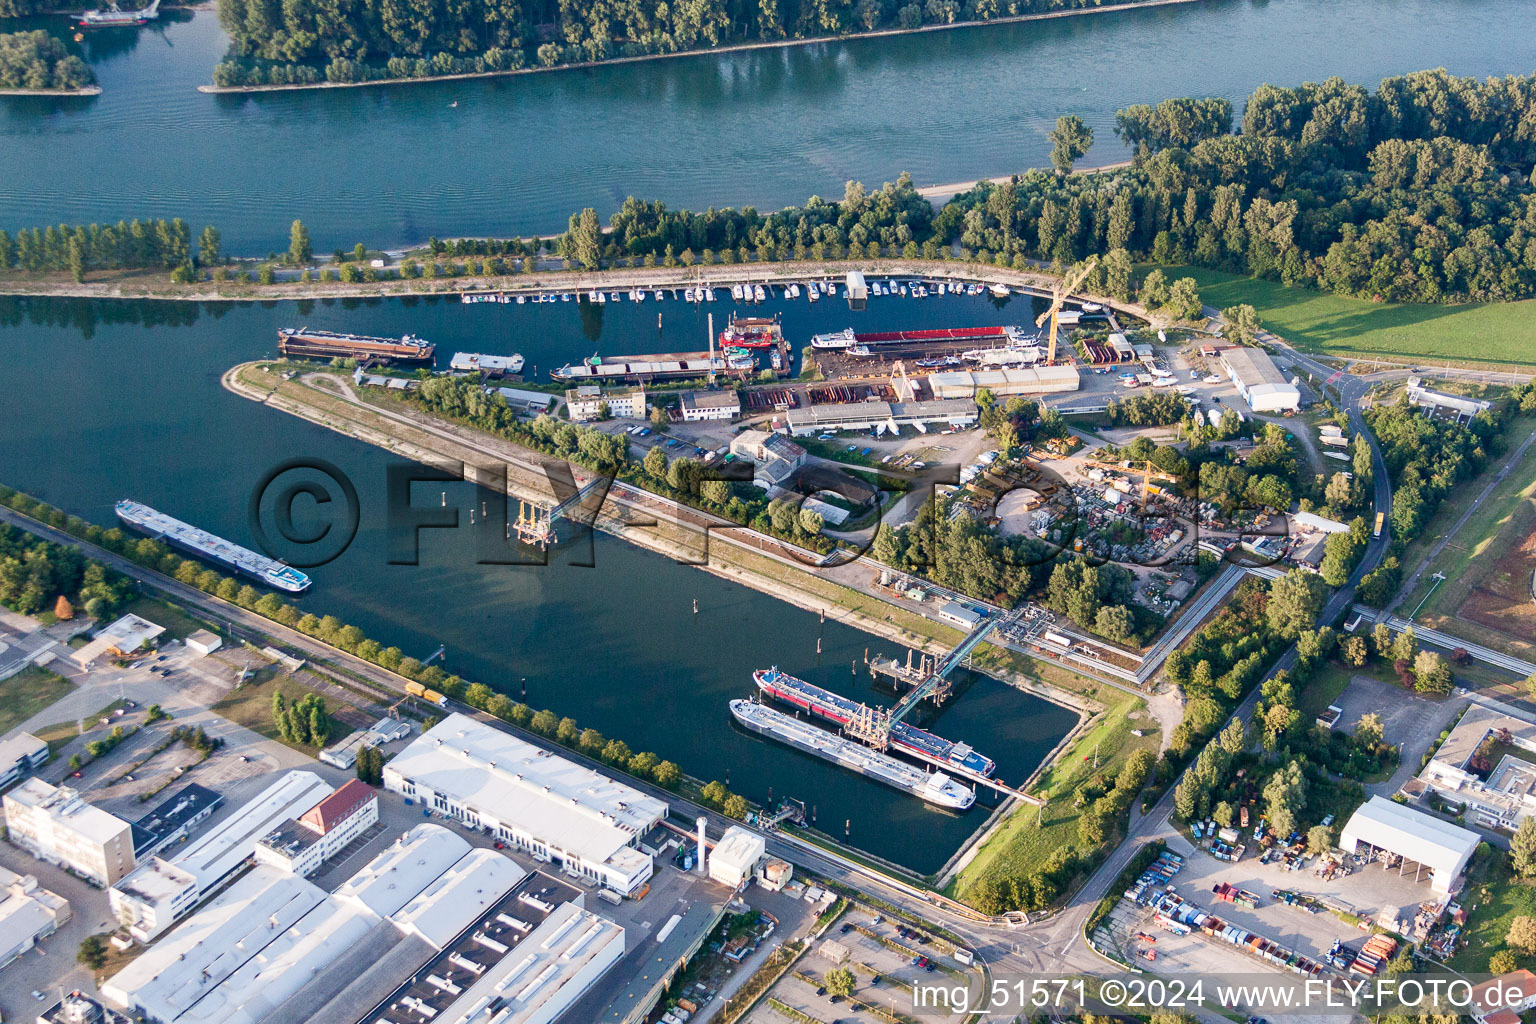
808 286 818 303
609 291 620 302
770 349 784 371
731 284 744 301
990 284 1010 297
899 284 908 296
684 288 694 302
653 289 664 300
826 283 837 297
515 294 525 304
562 292 572 301
1081 301 1103 312
754 285 766 302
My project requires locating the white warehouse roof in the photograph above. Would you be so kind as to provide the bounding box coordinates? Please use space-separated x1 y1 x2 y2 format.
170 771 334 893
385 715 668 873
1339 796 1478 893
332 823 473 918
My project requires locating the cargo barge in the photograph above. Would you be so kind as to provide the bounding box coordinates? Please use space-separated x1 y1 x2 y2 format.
449 352 525 376
718 315 783 349
277 328 435 363
754 668 995 777
811 324 1031 352
115 500 311 593
550 351 726 382
729 699 974 810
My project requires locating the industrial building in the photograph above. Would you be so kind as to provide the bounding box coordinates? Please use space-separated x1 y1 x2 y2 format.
111 770 335 941
69 613 165 668
3 778 136 886
255 779 379 877
185 629 222 656
494 386 558 413
678 389 741 422
383 714 668 895
1217 347 1300 413
780 398 979 436
38 991 135 1024
1406 376 1492 423
0 730 48 789
128 783 224 859
707 827 766 889
730 429 809 491
1411 704 1536 831
0 863 71 969
321 715 413 770
1339 796 1479 894
565 384 647 421
103 823 621 1024
926 365 1080 400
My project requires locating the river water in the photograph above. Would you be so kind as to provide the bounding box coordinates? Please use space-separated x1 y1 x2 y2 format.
3 0 1536 252
0 289 1080 873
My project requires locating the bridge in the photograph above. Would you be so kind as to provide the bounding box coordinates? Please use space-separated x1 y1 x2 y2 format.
888 614 999 725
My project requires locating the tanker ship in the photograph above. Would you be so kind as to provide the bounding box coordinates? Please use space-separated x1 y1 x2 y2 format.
729 700 974 810
115 500 311 593
277 327 434 363
753 667 995 777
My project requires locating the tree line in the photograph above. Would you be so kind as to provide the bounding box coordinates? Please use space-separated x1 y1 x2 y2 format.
0 30 93 91
943 69 1536 303
0 518 135 618
210 0 1179 86
0 218 220 284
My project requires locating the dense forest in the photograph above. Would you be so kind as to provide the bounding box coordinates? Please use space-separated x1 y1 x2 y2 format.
943 70 1536 303
210 0 1177 85
0 31 94 91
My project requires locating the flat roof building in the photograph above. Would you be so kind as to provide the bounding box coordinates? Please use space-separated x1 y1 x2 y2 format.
781 398 980 436
0 863 71 969
70 613 165 668
321 715 413 770
111 770 334 941
1218 347 1300 413
926 366 1080 400
3 778 135 886
384 714 668 895
0 730 48 789
103 825 538 1024
1339 796 1479 894
566 385 646 421
708 827 766 890
679 389 741 422
129 783 223 859
1406 376 1493 423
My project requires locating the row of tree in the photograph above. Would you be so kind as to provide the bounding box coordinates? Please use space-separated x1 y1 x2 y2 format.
211 0 1177 84
0 219 221 283
943 69 1536 303
0 30 93 91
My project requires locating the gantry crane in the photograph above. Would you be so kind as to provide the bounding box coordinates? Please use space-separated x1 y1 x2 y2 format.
1036 255 1099 365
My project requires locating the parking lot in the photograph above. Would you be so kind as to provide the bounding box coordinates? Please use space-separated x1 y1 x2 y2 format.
747 906 977 1024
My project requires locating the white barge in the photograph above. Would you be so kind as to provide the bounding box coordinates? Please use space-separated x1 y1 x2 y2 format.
115 500 311 593
729 699 974 810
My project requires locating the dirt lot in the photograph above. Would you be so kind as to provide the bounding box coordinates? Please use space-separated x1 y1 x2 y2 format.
1458 506 1536 651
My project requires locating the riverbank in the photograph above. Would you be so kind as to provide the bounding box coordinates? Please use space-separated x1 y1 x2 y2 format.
196 0 1206 94
0 85 101 96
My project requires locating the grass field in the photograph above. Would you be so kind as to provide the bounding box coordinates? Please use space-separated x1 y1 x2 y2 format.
210 667 363 752
0 665 74 737
121 595 214 642
1448 850 1528 973
1154 266 1536 368
945 679 1157 902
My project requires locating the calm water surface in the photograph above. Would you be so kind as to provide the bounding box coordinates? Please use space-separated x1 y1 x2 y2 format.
0 290 1078 872
2 0 1534 250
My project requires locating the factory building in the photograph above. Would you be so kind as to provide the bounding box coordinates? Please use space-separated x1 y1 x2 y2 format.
110 771 335 941
926 365 1080 399
679 389 741 422
255 779 380 877
730 429 808 491
0 730 49 789
1406 376 1492 423
707 827 766 889
3 778 136 887
384 714 668 895
780 398 979 436
1217 347 1300 413
320 715 413 770
128 783 224 860
0 863 71 969
103 824 621 1024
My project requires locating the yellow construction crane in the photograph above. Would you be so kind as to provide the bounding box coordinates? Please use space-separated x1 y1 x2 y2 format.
1036 255 1099 365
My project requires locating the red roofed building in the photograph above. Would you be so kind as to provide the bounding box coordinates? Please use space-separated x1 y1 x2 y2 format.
1470 969 1536 1024
254 779 379 878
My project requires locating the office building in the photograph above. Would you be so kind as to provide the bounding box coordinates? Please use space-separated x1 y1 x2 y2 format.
0 731 48 789
3 778 135 887
255 779 379 877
